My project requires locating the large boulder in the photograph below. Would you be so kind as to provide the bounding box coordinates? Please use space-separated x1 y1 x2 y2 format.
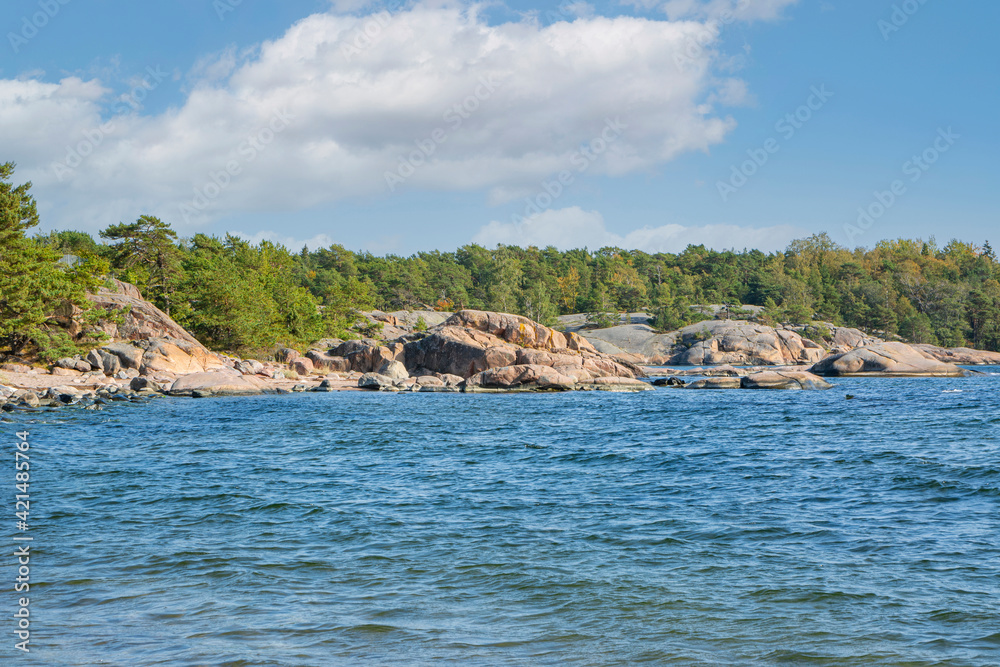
306 350 351 373
291 358 315 376
101 342 145 370
357 373 396 390
54 357 92 372
463 365 578 392
404 326 519 378
578 319 829 366
331 339 398 373
376 360 409 380
235 359 266 376
671 321 826 366
445 310 596 353
401 312 647 387
826 326 883 353
140 338 225 375
810 342 967 377
274 347 300 364
85 349 121 375
168 372 264 397
740 371 833 390
685 377 743 389
513 348 640 381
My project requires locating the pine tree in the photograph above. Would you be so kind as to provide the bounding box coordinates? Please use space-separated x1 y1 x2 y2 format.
0 162 102 360
101 215 184 315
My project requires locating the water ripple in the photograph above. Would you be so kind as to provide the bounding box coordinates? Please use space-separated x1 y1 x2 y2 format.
4 370 1000 665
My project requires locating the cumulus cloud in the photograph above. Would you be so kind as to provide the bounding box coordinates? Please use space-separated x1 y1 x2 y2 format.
473 206 804 253
1 3 751 233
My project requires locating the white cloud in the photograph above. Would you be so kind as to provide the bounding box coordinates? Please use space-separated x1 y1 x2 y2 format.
1 4 751 234
473 206 805 252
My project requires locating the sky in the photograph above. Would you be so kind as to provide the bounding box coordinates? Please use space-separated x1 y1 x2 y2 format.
2 0 997 256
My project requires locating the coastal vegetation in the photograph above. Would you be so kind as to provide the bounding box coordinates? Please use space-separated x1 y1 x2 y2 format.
2 162 999 359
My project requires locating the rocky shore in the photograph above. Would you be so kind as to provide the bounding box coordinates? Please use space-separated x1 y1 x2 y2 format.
2 281 996 409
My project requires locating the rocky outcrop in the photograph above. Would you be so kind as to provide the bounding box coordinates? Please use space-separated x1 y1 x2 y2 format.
403 327 519 378
684 371 832 389
670 321 826 366
331 339 399 373
358 372 396 390
740 371 833 390
140 339 225 375
291 357 314 376
342 310 651 392
825 326 883 353
810 342 967 377
913 344 1000 366
463 365 578 392
87 279 203 345
575 376 654 392
102 342 145 370
578 319 826 366
577 324 676 362
401 322 643 385
86 349 121 375
235 359 265 376
54 357 92 373
445 310 596 353
305 350 351 373
364 310 451 340
376 360 409 380
686 377 743 389
168 372 265 397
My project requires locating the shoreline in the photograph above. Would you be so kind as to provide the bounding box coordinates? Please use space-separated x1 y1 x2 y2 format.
4 361 995 413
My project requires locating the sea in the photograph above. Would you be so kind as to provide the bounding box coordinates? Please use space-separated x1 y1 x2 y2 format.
3 368 1000 666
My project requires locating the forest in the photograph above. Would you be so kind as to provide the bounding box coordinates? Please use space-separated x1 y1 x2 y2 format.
3 162 999 360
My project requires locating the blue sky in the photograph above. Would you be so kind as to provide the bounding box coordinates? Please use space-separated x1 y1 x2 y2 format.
3 0 997 255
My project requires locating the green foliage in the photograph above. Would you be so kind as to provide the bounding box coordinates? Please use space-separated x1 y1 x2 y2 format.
8 167 1000 358
175 235 330 355
101 215 184 315
586 311 619 329
801 324 832 344
414 315 428 332
0 163 104 361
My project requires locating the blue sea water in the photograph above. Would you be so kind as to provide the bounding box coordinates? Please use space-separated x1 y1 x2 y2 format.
4 370 1000 666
